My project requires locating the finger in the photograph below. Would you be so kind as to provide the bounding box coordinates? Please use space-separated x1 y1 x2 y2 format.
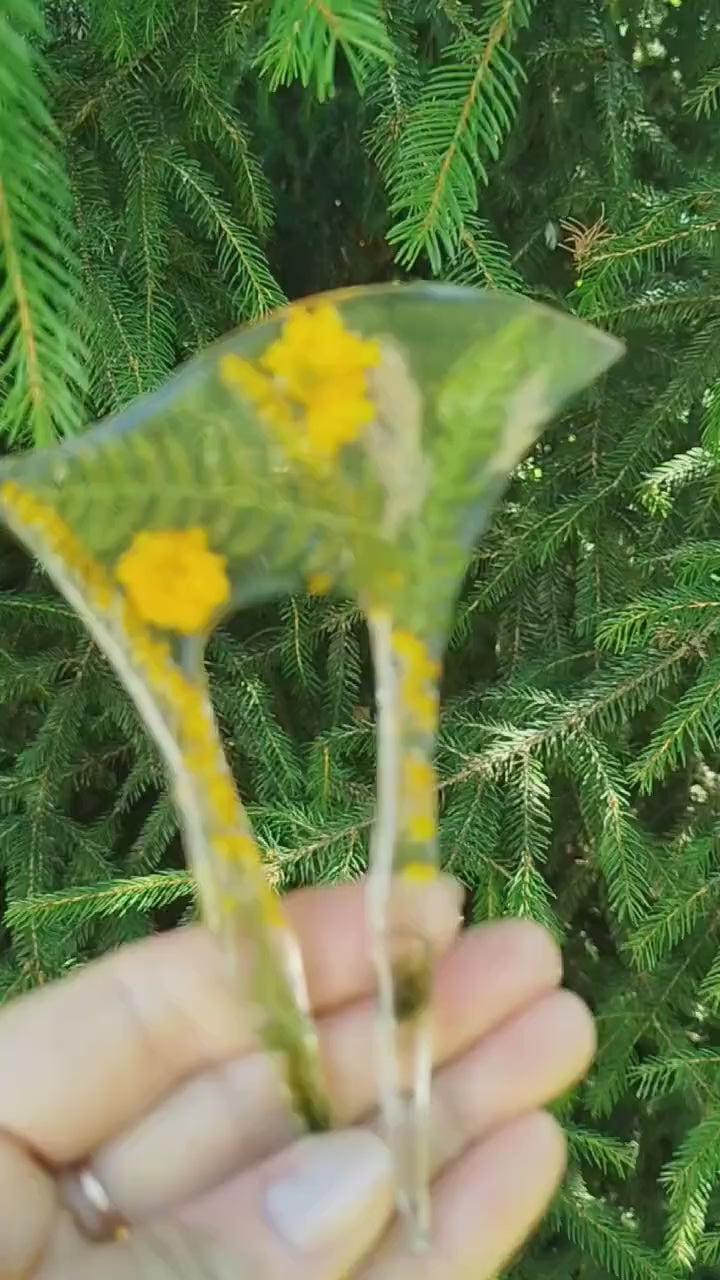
0 876 461 1163
358 1111 567 1280
92 920 563 1218
39 1116 564 1280
0 1129 57 1278
166 1129 395 1280
420 988 595 1174
39 1132 395 1280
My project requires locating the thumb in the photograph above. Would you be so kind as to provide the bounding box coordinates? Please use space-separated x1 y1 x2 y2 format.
171 1129 395 1279
37 1130 395 1279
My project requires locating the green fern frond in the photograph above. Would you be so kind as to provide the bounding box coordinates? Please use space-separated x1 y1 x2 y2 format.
102 90 176 387
698 1230 720 1266
323 603 364 728
127 791 179 873
597 279 720 331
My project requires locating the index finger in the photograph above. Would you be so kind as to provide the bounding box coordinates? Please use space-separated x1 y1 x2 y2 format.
0 876 460 1165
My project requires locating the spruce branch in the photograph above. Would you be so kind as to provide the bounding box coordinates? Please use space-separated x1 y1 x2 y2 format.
256 0 393 101
162 146 285 320
386 0 533 271
0 0 87 444
5 871 194 934
685 66 720 119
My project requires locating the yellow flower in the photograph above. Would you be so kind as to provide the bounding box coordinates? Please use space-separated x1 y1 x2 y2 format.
221 304 381 468
307 572 334 596
216 832 261 864
401 861 438 884
393 631 440 681
116 527 230 634
408 812 436 843
208 776 242 828
261 304 380 390
402 753 437 843
392 630 441 733
219 355 294 433
303 376 376 459
403 753 435 796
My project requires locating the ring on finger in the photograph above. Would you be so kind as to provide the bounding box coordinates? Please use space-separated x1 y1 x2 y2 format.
56 1163 131 1245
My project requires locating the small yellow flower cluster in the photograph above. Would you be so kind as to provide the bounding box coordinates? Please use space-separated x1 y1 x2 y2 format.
307 571 334 596
1 481 115 611
116 527 230 636
392 629 440 734
1 483 280 924
400 861 439 884
402 752 437 844
113 534 277 911
127 631 283 926
220 303 381 471
130 639 282 922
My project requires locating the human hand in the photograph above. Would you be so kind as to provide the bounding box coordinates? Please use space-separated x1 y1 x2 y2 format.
0 878 595 1278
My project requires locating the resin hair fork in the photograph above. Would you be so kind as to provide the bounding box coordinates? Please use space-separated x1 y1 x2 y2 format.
0 284 622 1249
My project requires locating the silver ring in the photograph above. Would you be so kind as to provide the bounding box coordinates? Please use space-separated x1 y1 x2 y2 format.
57 1164 130 1244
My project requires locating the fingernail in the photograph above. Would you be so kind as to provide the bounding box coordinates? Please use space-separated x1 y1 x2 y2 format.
441 872 466 913
264 1130 392 1253
445 873 468 921
392 872 464 948
427 872 466 942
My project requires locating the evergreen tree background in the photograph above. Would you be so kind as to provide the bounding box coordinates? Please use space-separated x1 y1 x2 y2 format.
1 0 720 1275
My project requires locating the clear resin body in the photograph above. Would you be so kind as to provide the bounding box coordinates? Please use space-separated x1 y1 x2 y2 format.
0 283 622 1247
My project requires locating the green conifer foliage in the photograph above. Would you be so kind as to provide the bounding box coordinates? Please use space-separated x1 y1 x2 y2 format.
2 1 720 1275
